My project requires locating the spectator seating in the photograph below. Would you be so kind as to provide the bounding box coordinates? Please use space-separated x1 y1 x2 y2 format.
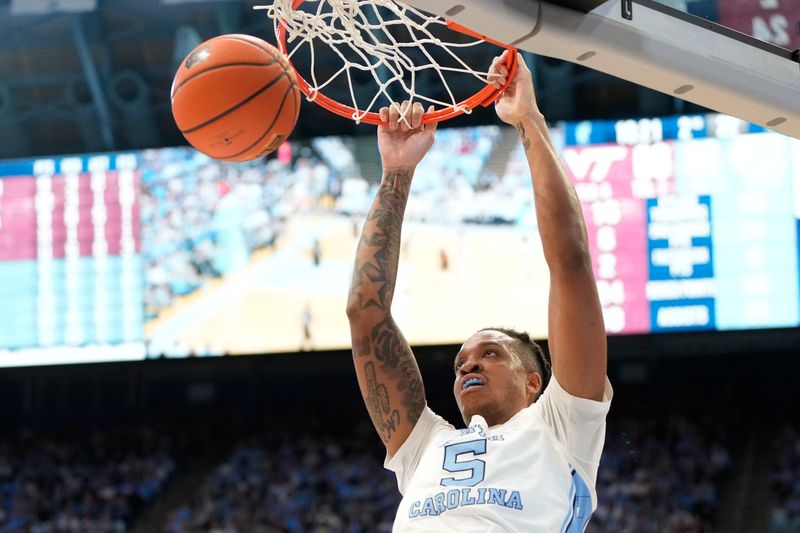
0 426 175 533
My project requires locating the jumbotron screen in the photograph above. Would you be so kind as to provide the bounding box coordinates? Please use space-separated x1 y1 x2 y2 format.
0 114 798 366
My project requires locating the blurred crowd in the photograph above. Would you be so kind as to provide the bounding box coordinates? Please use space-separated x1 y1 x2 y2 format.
403 126 504 224
0 426 174 533
5 407 800 532
769 424 800 533
588 414 731 533
159 410 734 533
161 424 398 533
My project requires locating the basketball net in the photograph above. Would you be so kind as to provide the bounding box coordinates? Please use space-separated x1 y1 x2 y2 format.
255 0 516 125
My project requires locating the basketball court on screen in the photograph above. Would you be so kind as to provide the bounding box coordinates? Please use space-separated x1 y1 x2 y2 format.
144 209 551 355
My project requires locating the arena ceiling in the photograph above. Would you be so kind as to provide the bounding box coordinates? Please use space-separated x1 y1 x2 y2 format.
0 0 686 160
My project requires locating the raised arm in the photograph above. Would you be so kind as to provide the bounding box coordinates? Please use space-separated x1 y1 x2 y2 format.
490 52 607 401
346 101 435 455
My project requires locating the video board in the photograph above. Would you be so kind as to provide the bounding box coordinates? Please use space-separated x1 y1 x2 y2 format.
0 114 798 365
0 154 144 365
717 0 799 51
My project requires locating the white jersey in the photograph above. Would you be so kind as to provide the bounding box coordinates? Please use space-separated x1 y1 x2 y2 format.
385 375 613 532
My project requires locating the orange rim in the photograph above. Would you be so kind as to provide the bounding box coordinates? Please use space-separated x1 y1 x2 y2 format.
277 0 518 125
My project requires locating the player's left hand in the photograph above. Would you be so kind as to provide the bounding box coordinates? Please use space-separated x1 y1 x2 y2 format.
489 51 543 125
378 101 436 170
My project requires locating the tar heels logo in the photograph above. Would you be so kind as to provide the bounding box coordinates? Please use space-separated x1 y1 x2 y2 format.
185 46 211 69
442 424 504 447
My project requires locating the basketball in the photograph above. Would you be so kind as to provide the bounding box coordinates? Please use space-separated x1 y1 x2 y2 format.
171 34 300 162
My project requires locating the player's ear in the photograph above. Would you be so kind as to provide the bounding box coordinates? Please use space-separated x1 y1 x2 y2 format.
526 371 542 401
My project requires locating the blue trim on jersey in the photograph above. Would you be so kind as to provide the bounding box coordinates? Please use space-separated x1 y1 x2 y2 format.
559 477 577 533
561 468 593 532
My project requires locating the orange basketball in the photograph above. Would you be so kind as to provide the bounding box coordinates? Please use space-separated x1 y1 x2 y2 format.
171 34 300 162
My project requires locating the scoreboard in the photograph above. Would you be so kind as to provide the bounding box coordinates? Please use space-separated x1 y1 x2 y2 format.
0 154 145 366
563 116 800 334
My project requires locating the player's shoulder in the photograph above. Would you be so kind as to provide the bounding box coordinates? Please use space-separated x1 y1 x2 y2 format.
523 374 613 431
423 405 457 434
407 405 458 444
388 406 456 464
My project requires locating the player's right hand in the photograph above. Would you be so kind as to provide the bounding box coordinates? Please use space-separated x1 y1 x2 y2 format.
377 101 436 170
489 51 544 125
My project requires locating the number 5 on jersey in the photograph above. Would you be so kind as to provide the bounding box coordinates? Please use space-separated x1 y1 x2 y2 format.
440 439 487 487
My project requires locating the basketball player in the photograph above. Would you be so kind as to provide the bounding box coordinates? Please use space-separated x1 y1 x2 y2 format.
346 51 612 531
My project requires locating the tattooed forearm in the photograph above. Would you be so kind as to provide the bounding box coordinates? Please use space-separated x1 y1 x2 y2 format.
364 361 402 444
516 121 532 151
370 317 425 424
383 167 413 196
352 334 371 358
371 316 410 368
347 168 413 313
396 356 425 426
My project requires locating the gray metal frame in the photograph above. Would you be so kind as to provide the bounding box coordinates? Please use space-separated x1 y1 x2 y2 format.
403 0 800 139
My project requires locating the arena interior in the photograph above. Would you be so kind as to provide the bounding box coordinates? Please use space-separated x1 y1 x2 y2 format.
1 0 799 532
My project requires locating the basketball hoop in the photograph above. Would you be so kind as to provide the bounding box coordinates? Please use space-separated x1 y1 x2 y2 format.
255 0 517 125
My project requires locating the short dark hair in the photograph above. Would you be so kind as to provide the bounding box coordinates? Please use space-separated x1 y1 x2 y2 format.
479 327 551 393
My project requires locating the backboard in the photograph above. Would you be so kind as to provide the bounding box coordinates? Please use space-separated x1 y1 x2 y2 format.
400 0 800 140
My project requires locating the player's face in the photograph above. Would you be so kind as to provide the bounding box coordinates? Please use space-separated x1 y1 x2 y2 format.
453 330 532 427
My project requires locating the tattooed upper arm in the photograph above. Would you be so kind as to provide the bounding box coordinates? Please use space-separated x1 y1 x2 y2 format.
350 316 424 452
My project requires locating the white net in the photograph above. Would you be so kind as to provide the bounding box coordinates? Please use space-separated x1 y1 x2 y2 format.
255 0 500 124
